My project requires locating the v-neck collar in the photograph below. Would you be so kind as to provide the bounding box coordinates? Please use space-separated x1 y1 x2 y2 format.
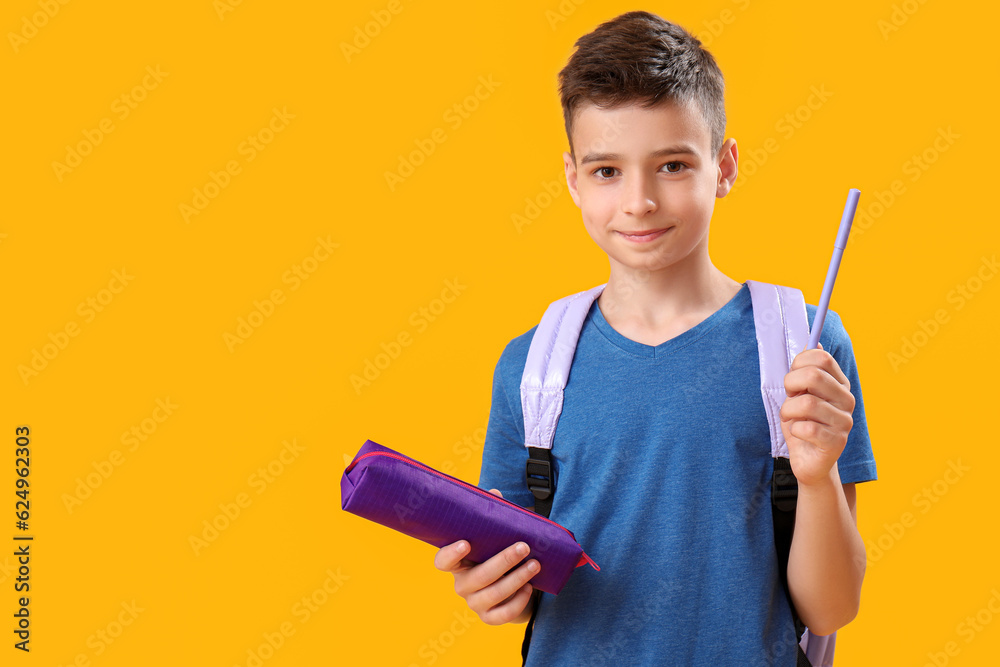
586 282 749 358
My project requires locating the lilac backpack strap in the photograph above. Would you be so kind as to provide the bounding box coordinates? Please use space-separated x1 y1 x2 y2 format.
746 281 811 458
520 283 606 451
747 280 836 667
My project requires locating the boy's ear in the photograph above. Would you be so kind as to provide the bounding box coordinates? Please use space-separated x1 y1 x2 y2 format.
564 151 582 208
715 138 738 198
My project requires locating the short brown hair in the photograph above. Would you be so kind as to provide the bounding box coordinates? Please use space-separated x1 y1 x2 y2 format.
558 11 727 160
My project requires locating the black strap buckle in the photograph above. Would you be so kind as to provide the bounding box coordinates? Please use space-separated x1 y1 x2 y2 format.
772 456 798 513
525 447 554 501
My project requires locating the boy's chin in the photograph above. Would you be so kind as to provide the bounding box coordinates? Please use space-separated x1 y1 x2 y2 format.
608 252 681 276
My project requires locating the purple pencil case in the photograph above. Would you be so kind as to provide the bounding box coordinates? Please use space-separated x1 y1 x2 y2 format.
341 439 599 595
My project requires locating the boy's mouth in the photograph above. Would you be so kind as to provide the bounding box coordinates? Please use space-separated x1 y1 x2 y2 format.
618 227 673 243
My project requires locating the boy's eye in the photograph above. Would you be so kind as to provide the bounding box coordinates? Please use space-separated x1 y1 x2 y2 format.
663 161 684 173
596 167 617 179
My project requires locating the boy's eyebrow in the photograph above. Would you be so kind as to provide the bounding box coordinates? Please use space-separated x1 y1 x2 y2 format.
579 144 699 165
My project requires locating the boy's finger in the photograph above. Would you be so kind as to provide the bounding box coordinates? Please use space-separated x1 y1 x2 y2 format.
791 347 851 389
783 367 855 413
471 558 539 617
780 394 845 428
434 540 474 573
454 541 531 597
480 581 535 626
780 394 854 434
784 365 838 398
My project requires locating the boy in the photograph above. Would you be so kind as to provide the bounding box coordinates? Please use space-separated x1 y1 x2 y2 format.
434 10 876 666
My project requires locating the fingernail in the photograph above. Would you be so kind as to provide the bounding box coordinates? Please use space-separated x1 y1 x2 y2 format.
517 542 528 555
527 560 539 572
457 541 467 552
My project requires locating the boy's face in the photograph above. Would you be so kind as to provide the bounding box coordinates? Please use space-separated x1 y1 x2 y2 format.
563 99 737 279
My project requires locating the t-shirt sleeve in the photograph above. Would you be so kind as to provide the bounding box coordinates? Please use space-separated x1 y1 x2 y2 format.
477 341 536 509
819 309 877 485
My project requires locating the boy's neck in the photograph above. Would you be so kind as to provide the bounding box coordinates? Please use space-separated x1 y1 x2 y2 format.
597 252 742 342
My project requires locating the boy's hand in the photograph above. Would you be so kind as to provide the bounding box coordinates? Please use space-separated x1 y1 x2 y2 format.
433 489 540 625
780 342 856 487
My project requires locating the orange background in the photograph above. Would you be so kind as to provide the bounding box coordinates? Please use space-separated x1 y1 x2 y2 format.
3 0 998 664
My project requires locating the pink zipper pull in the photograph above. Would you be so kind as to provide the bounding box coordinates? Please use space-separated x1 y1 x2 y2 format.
577 551 600 571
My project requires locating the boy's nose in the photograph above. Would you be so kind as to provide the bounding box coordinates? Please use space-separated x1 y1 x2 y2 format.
620 174 658 216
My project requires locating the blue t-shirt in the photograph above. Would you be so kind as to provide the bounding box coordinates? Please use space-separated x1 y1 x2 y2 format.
478 282 877 666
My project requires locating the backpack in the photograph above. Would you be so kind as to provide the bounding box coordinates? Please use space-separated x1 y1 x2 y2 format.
517 280 836 667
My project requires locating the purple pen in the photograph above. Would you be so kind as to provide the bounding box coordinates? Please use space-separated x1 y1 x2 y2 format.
807 188 861 350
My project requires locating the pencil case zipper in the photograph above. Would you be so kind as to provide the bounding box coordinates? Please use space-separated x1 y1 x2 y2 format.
346 450 600 571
